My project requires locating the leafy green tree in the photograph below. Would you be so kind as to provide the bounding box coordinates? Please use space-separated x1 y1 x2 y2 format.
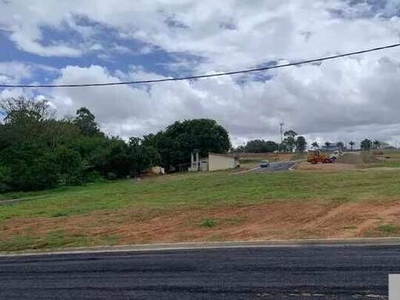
50 146 84 185
90 138 131 179
244 140 278 153
325 141 331 147
0 142 59 191
0 97 130 190
283 130 297 152
0 97 60 191
264 140 278 152
0 96 54 124
0 166 12 193
279 142 288 153
0 98 232 192
295 136 307 153
74 107 101 136
128 137 160 175
143 119 230 169
360 139 372 150
311 141 319 149
234 145 245 153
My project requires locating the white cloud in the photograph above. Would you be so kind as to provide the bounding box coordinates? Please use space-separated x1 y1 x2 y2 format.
2 0 400 145
46 52 400 146
0 61 33 83
9 31 82 57
50 65 155 136
1 0 399 61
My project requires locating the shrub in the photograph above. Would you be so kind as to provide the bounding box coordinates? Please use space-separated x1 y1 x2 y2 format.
201 218 217 228
106 172 118 180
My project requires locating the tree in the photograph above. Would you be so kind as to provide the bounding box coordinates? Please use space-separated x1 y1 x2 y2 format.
337 141 344 149
283 130 297 152
234 145 245 153
128 137 160 175
279 142 288 153
143 119 231 169
311 142 319 149
360 139 372 151
0 96 54 124
325 141 331 147
264 140 278 153
90 138 131 179
295 136 307 153
0 98 232 192
0 97 161 191
244 140 278 153
349 141 355 151
373 140 381 149
74 107 101 136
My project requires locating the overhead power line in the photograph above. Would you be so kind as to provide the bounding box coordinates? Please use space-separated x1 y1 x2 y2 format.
1 43 400 89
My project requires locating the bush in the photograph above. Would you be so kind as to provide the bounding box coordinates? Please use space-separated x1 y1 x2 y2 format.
106 172 118 180
201 218 217 228
83 171 103 183
0 166 12 193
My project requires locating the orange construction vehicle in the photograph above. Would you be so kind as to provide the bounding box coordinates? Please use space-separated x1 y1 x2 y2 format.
307 151 336 164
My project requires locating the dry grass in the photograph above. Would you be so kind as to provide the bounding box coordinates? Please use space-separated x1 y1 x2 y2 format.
2 166 400 251
295 162 357 171
4 200 400 251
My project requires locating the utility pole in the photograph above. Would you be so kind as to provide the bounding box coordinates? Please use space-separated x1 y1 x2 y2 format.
279 122 284 154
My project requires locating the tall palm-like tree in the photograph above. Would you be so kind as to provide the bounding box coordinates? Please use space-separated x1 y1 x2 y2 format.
349 141 355 151
311 141 319 149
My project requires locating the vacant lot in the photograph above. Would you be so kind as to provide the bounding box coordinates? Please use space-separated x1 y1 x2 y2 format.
2 168 400 251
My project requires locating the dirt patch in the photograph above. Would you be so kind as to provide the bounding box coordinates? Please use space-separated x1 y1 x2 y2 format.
337 153 380 165
337 153 364 165
295 162 357 171
3 200 400 249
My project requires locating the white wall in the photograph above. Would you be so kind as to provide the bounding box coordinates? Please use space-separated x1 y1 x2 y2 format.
208 154 236 171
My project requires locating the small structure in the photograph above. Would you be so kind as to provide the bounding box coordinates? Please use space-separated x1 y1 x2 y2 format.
143 166 165 176
188 149 200 172
151 166 165 175
321 143 346 152
189 151 239 172
208 153 239 171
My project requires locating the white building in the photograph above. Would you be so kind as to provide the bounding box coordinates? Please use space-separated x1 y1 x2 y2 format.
189 152 239 172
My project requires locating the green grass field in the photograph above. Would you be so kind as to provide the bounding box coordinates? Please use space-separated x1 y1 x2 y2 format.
2 168 400 251
1 169 400 222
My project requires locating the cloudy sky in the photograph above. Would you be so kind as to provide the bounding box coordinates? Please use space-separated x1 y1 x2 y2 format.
1 0 400 147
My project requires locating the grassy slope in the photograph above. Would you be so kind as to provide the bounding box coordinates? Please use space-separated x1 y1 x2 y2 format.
2 169 400 221
2 168 400 250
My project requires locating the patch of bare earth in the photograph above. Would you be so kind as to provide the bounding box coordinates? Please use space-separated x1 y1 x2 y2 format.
295 162 357 171
3 200 400 248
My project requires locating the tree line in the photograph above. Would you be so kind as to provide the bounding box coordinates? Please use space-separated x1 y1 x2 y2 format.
237 135 385 154
0 97 230 192
234 130 307 153
311 140 383 151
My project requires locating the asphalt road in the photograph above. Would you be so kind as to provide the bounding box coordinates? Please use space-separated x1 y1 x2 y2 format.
250 161 297 173
1 245 398 299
